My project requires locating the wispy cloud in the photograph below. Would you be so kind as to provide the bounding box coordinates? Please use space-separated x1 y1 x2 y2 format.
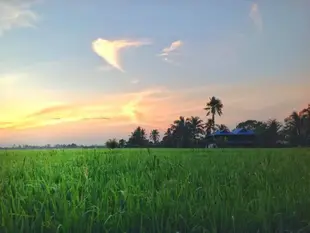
249 3 263 32
0 87 169 130
1 77 309 134
0 0 38 35
158 40 183 65
92 38 151 72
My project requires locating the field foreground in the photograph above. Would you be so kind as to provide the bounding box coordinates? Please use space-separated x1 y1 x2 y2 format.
0 148 310 233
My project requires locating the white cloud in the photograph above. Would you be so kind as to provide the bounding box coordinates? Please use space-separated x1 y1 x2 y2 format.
249 3 263 32
92 38 151 72
0 0 38 36
158 40 183 64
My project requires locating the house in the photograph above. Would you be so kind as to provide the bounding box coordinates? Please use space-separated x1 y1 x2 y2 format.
206 128 255 147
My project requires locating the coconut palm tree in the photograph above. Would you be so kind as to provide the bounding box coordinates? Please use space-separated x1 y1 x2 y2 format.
170 116 191 148
127 126 148 147
187 116 204 138
187 116 204 146
284 111 308 145
300 104 310 140
205 119 214 136
262 119 282 146
162 127 174 147
149 129 160 144
118 139 126 148
204 96 223 131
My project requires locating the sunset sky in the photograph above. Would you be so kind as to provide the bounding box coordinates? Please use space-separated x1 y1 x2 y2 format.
0 0 309 146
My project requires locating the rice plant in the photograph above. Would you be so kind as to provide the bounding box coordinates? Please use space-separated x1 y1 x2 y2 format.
0 148 310 233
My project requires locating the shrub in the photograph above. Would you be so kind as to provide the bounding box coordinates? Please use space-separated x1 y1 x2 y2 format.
105 138 119 149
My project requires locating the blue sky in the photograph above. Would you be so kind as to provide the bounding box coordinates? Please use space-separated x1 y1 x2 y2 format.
0 0 309 146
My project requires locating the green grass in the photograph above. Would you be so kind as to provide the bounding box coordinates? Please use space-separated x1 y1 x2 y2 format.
1 148 310 233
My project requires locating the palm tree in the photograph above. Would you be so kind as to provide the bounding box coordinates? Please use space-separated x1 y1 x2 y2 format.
284 111 307 145
149 129 160 144
204 96 223 131
187 116 204 146
263 119 282 146
127 126 148 147
164 127 173 138
118 139 126 148
300 104 310 142
162 127 174 147
171 116 191 148
187 116 204 137
300 104 310 118
205 119 214 136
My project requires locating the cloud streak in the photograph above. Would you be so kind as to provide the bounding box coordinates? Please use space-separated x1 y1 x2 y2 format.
0 87 169 130
158 40 183 65
0 0 38 35
1 78 309 134
92 38 151 72
249 3 263 32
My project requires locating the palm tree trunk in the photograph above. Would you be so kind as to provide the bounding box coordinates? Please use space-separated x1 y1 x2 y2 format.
212 114 215 132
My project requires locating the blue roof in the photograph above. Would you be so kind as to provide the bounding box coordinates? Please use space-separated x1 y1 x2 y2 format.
208 128 255 137
211 130 233 136
232 128 255 135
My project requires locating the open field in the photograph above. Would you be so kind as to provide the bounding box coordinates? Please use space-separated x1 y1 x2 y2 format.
1 148 310 233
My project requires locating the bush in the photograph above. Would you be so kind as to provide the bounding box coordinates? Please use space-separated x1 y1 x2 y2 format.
105 138 119 149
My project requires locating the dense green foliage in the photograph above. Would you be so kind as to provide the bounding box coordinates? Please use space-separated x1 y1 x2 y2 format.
1 149 310 233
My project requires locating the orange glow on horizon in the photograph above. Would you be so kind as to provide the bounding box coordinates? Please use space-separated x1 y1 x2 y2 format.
1 80 309 144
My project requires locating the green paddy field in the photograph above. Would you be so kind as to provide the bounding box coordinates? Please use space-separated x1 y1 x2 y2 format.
0 148 310 233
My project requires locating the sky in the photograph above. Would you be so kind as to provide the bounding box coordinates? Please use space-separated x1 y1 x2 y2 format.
0 0 309 146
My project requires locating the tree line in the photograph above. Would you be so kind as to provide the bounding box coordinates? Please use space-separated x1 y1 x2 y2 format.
106 97 310 148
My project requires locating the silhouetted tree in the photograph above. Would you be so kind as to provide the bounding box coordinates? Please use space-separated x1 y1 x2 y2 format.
149 129 160 145
205 119 214 136
261 119 282 147
122 102 310 148
105 138 119 149
170 116 191 148
300 104 310 144
283 110 310 146
162 127 174 147
204 96 223 131
118 139 126 148
187 116 204 147
127 126 148 147
236 120 264 132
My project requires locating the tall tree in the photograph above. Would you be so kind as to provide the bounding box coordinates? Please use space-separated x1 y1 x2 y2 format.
187 116 204 147
162 127 174 147
127 126 148 147
204 96 223 131
170 116 191 148
262 119 282 146
300 104 310 143
118 139 126 148
205 119 214 136
149 129 160 144
284 110 309 146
